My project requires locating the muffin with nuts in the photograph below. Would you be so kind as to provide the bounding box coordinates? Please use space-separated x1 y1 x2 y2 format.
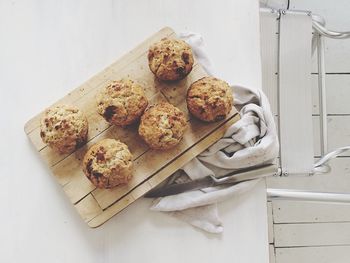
96 79 148 126
148 38 194 81
187 77 233 122
83 138 133 189
139 102 187 150
40 104 88 154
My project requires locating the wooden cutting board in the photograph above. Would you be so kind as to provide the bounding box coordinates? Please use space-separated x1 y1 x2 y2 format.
24 27 239 228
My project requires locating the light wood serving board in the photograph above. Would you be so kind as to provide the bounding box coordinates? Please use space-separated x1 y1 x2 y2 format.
24 27 239 228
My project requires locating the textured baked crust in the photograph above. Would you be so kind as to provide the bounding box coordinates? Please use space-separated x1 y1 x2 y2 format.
40 105 88 154
148 38 194 81
187 77 233 122
82 138 133 189
96 79 148 126
138 102 187 150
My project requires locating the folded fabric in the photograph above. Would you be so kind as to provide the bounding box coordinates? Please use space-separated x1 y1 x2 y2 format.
150 32 279 234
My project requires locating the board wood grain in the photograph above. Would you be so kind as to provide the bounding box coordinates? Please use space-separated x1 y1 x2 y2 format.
24 27 239 227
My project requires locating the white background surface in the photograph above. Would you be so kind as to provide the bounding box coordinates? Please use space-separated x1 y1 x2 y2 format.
0 0 268 262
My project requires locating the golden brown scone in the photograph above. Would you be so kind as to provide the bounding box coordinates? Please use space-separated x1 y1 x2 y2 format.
40 105 88 154
148 38 194 81
187 77 233 122
96 79 148 126
138 102 187 150
82 138 133 189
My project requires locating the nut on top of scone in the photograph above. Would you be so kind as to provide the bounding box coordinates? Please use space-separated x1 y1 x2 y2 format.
138 102 187 150
148 38 194 81
186 77 233 122
96 79 148 126
82 138 133 189
40 104 88 154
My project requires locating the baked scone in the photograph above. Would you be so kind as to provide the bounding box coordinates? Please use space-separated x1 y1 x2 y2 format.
82 138 133 189
138 102 187 150
148 38 194 81
187 77 233 122
40 104 88 154
96 79 148 126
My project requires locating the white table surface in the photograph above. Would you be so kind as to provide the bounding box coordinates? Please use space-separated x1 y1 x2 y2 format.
0 0 269 262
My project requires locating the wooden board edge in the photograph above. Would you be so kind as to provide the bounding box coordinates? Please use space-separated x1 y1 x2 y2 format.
86 113 240 228
23 26 175 135
74 193 103 222
87 193 134 228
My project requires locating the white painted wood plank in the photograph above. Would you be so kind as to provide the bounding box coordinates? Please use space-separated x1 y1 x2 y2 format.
269 245 276 263
311 39 350 73
273 200 350 223
275 246 350 263
310 115 349 157
275 116 350 157
265 73 278 115
268 201 274 244
323 75 350 114
260 11 279 115
267 157 350 192
267 72 350 116
278 11 314 175
312 116 321 156
326 116 350 153
260 11 279 73
261 61 350 116
274 222 350 247
311 74 350 115
311 116 350 157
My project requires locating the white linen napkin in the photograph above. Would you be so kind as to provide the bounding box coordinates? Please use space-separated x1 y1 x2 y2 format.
150 32 279 234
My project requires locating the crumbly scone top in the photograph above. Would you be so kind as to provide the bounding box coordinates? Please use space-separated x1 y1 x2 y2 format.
187 77 233 121
83 139 133 186
139 102 187 149
148 38 194 80
96 79 148 125
40 104 87 145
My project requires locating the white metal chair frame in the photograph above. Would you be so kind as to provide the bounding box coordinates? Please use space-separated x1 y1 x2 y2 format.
259 7 350 203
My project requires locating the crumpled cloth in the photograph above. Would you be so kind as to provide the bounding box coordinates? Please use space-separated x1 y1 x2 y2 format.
150 32 279 234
